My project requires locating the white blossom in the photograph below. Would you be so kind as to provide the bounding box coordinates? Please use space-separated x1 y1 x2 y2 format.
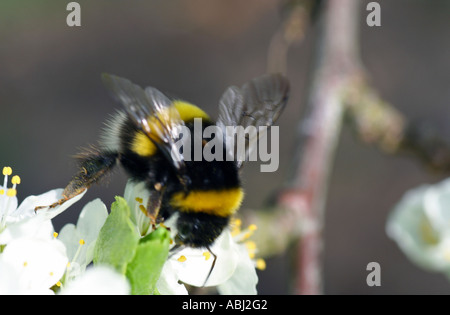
387 178 450 274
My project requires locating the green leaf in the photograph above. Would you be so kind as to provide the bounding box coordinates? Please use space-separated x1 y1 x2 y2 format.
126 227 171 295
93 196 140 274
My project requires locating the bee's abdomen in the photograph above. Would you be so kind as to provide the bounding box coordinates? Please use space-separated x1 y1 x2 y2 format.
169 187 244 218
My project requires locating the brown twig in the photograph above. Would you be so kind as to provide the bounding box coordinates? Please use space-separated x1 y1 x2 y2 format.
248 0 450 295
247 0 364 295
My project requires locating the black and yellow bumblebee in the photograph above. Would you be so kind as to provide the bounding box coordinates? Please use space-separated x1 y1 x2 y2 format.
41 73 289 273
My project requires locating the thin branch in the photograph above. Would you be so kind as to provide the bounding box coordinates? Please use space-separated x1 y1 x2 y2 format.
248 0 450 296
344 78 450 173
247 0 364 295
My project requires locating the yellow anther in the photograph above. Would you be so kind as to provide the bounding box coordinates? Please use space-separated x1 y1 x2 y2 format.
203 251 211 261
66 262 71 268
6 189 17 197
23 261 28 267
135 197 143 204
79 239 85 245
49 272 54 276
242 232 253 240
248 252 256 259
11 175 21 185
232 218 242 227
0 189 4 195
255 258 266 270
56 281 62 287
248 224 258 231
2 167 12 176
139 205 147 215
53 232 59 239
245 240 257 251
177 255 187 262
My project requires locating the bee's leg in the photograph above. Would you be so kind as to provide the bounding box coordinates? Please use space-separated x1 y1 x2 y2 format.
202 246 217 287
145 183 165 227
35 151 118 210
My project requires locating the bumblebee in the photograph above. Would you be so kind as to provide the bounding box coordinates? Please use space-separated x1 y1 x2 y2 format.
40 73 289 272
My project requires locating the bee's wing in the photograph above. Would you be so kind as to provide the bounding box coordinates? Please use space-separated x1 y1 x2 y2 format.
217 73 290 168
102 74 185 171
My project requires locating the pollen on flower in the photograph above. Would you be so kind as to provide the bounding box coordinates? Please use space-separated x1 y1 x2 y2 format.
53 232 59 239
231 218 242 227
177 255 187 262
6 189 17 197
139 204 147 215
245 240 257 251
230 218 242 237
203 251 211 261
230 219 266 273
0 189 4 195
11 175 21 185
2 167 12 176
79 239 85 245
255 258 266 270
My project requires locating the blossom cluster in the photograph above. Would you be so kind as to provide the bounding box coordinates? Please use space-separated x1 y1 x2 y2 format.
0 166 263 295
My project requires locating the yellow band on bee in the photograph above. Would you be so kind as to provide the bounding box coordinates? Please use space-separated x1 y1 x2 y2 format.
170 188 244 217
131 101 210 157
172 101 210 122
132 131 157 157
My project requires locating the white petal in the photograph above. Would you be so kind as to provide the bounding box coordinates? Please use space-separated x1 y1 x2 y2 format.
175 230 239 287
14 189 63 219
0 216 54 245
77 198 108 241
0 260 22 294
58 198 108 266
217 245 258 295
58 223 79 261
423 179 450 232
387 184 450 271
59 266 130 295
34 189 87 220
1 238 68 292
156 260 189 295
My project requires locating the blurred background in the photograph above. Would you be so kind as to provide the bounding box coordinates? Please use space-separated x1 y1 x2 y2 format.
0 0 449 294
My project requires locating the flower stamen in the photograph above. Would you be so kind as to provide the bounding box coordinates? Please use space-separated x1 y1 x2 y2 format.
1 167 21 227
177 255 187 262
71 239 85 265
